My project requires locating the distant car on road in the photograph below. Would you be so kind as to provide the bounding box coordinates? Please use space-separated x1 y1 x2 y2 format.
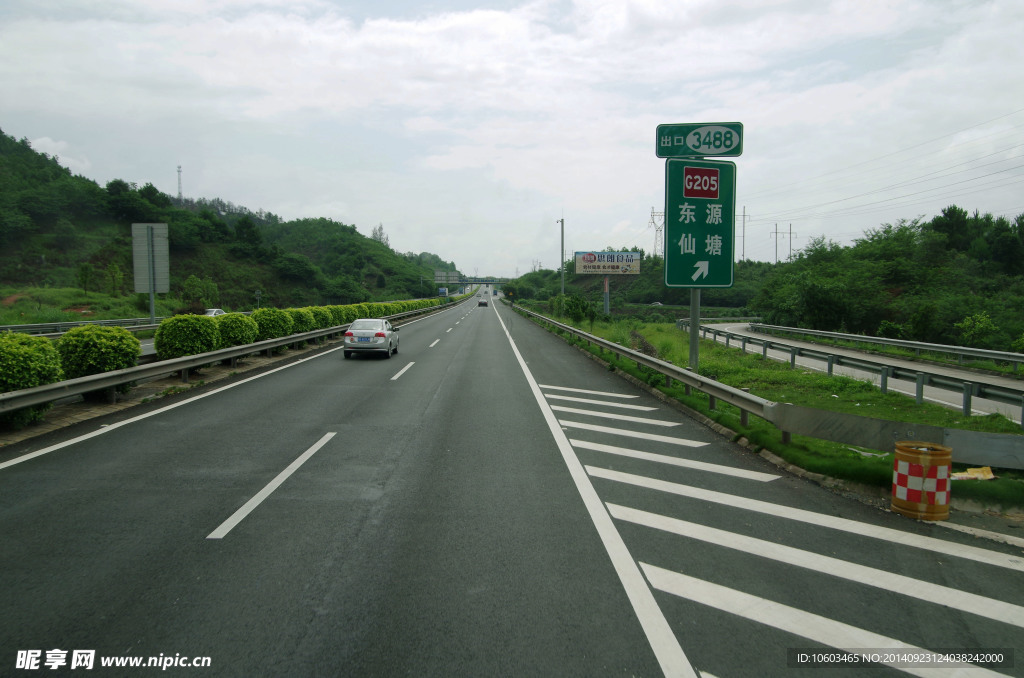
478 298 488 306
343 318 399 359
203 308 227 317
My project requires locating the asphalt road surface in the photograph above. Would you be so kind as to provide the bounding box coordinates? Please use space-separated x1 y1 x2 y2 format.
2 300 1022 677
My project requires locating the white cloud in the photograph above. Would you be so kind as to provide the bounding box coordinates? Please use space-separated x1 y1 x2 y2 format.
28 137 92 175
1 0 1022 277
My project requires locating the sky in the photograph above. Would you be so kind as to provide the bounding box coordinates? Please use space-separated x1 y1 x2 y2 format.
2 0 1022 279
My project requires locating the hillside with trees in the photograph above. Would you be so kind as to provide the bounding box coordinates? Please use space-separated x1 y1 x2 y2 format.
0 129 459 311
751 210 1024 351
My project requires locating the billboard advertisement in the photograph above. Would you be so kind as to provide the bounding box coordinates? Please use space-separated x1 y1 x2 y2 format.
574 251 641 275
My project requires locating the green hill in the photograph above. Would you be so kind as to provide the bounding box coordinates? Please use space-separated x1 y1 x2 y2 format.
0 129 458 311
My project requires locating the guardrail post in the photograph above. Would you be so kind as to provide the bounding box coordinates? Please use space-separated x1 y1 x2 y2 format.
762 342 768 359
789 348 797 368
740 388 750 426
665 374 672 388
880 367 889 394
741 337 748 353
725 334 731 348
708 394 717 411
826 355 834 376
962 382 973 416
180 369 189 384
782 431 791 444
916 373 925 404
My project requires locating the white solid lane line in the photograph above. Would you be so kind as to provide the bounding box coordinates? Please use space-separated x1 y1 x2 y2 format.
545 394 657 411
0 347 346 472
493 306 698 678
540 384 640 399
207 432 336 540
550 405 680 427
560 421 705 447
575 440 775 481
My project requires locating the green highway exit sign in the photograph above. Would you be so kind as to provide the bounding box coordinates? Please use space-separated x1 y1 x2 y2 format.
657 122 743 158
664 158 736 288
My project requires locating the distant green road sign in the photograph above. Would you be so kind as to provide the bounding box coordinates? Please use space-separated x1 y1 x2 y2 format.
657 122 743 158
664 159 736 288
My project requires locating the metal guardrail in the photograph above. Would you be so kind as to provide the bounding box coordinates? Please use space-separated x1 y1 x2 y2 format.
688 324 1024 426
3 317 166 336
747 323 1024 371
0 301 463 417
512 304 1024 470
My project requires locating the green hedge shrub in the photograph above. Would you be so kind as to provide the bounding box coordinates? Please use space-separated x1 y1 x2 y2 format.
310 306 333 329
251 307 294 340
0 332 64 429
154 315 221 360
216 313 259 348
286 308 315 334
56 325 141 396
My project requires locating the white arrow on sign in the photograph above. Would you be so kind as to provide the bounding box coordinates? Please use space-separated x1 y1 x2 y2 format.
691 261 709 281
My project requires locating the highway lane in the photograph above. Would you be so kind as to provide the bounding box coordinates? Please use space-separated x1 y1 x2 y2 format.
0 300 663 676
1 299 1022 676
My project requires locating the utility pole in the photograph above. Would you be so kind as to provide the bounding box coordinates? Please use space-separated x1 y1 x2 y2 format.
741 206 746 261
177 165 182 205
771 223 796 263
557 218 565 295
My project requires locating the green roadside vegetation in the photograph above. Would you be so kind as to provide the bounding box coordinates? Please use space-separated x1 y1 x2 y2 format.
515 303 1024 511
0 287 181 326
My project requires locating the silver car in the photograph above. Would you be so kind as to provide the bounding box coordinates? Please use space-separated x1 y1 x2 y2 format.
343 318 399 359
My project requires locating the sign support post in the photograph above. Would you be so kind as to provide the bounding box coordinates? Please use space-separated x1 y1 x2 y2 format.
132 223 169 325
657 122 742 372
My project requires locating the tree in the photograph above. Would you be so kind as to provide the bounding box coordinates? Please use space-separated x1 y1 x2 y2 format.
234 215 263 247
182 274 219 312
954 311 998 348
77 263 95 293
371 223 390 248
105 263 124 296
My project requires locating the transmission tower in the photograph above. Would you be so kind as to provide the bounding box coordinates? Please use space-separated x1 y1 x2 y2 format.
648 207 665 258
177 165 183 204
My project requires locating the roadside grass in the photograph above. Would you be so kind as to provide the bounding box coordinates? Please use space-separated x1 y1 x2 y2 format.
537 313 1024 510
0 287 180 325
